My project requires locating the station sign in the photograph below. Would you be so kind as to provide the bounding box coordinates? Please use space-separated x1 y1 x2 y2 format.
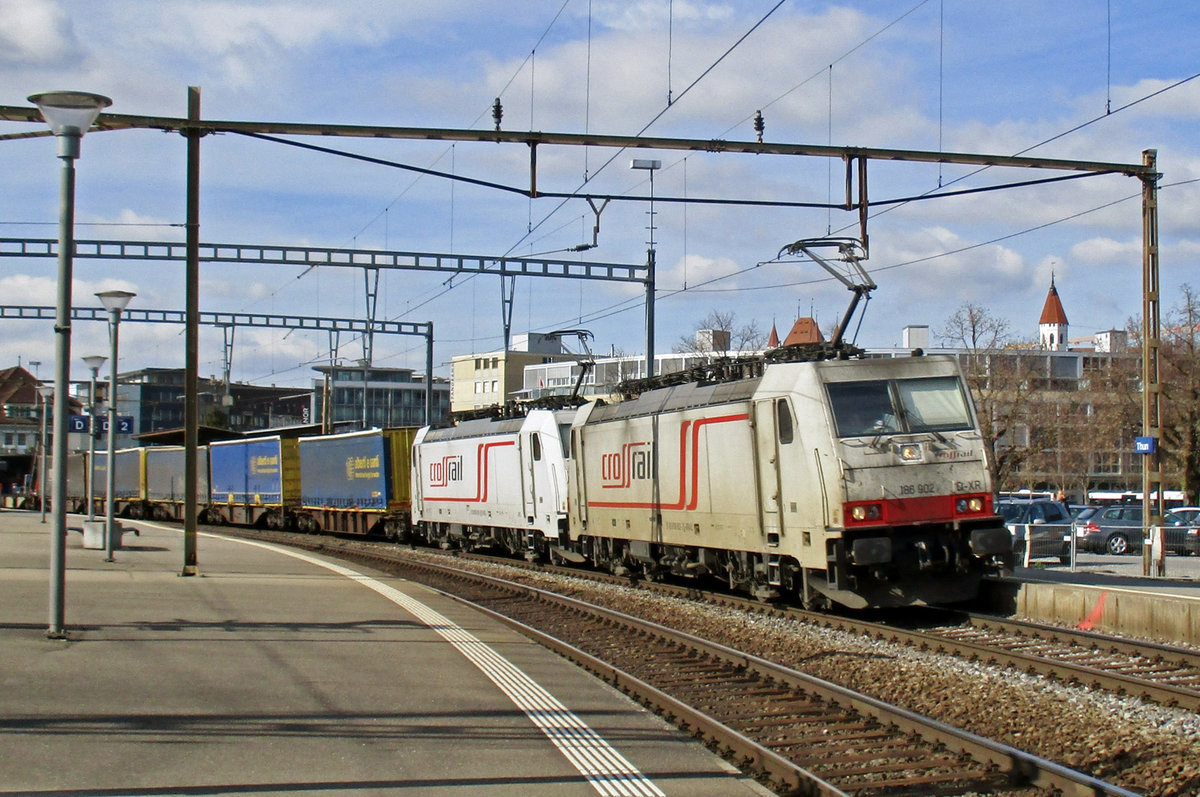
68 415 135 434
1134 436 1157 454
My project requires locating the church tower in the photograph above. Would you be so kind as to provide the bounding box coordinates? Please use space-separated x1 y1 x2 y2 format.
1038 275 1069 350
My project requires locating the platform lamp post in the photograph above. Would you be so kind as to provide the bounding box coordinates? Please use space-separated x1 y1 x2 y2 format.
96 290 134 563
29 90 112 638
36 384 53 524
81 355 107 522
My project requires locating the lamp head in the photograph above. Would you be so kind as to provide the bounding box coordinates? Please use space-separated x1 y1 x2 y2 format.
27 91 112 138
82 355 108 373
96 290 136 313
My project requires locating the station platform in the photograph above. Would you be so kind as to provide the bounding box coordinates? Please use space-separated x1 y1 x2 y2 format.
982 558 1200 646
0 509 770 797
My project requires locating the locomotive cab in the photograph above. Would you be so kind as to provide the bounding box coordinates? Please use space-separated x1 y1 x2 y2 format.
779 356 1010 608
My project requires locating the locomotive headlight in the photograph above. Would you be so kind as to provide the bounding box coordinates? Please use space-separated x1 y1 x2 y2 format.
896 443 923 462
850 503 882 522
955 496 986 514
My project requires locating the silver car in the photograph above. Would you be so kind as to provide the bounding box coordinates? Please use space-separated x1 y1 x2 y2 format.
998 499 1071 555
1071 504 1200 555
1071 504 1144 555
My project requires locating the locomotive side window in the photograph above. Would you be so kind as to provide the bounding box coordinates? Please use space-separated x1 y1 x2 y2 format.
531 434 542 461
895 377 972 432
775 398 794 444
827 380 898 437
558 424 573 460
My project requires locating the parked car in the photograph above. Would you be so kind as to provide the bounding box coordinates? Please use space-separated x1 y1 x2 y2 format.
1070 504 1200 556
1160 509 1200 556
997 499 1071 555
1167 506 1200 525
1071 504 1144 555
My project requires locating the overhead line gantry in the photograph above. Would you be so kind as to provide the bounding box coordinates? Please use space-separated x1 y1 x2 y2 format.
0 90 1162 575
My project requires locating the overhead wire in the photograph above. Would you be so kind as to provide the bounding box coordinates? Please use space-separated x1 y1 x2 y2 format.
236 1 579 374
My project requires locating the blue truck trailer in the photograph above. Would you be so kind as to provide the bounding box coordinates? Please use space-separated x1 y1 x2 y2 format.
207 436 300 527
296 428 415 538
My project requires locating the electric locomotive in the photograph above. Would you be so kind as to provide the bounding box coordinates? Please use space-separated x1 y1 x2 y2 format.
568 351 1011 609
410 408 575 558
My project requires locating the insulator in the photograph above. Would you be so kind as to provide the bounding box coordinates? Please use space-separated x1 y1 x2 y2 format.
754 110 764 143
492 98 503 131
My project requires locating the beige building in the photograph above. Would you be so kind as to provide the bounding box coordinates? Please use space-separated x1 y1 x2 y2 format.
449 333 577 413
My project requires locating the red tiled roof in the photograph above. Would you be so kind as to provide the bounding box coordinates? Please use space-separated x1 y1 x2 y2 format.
782 317 824 346
1039 278 1069 325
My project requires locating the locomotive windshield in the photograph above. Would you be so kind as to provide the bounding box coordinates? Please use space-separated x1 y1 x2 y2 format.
827 376 972 437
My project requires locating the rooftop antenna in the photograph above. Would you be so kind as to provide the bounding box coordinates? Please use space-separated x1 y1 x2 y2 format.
777 237 874 347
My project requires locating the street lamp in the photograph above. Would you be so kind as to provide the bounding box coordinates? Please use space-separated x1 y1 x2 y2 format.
36 385 53 524
81 354 107 522
96 290 134 562
29 89 112 638
631 159 660 378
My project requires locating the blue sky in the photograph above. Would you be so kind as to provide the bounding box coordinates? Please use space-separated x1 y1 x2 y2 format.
2 1 1199 388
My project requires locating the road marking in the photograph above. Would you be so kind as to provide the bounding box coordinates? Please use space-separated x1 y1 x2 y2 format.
216 533 666 797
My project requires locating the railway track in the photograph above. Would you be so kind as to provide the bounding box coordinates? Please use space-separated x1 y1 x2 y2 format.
411 540 1200 715
210 526 1200 713
863 612 1200 713
216 526 1149 795
449 544 1200 714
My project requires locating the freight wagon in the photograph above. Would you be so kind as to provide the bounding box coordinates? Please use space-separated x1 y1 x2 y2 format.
83 448 146 517
296 428 415 538
144 445 210 521
205 436 300 528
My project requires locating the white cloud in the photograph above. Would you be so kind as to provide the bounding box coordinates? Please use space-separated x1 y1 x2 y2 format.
0 0 76 65
1070 236 1139 266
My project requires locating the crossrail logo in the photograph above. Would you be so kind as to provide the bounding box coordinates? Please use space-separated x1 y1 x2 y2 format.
589 413 748 510
424 440 514 502
600 442 652 488
428 454 463 487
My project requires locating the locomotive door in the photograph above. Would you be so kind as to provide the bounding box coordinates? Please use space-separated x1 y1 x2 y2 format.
519 432 538 523
753 398 785 540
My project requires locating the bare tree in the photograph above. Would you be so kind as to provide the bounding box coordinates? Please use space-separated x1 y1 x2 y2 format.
937 303 1011 350
673 309 766 355
938 303 1032 492
1161 284 1200 504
